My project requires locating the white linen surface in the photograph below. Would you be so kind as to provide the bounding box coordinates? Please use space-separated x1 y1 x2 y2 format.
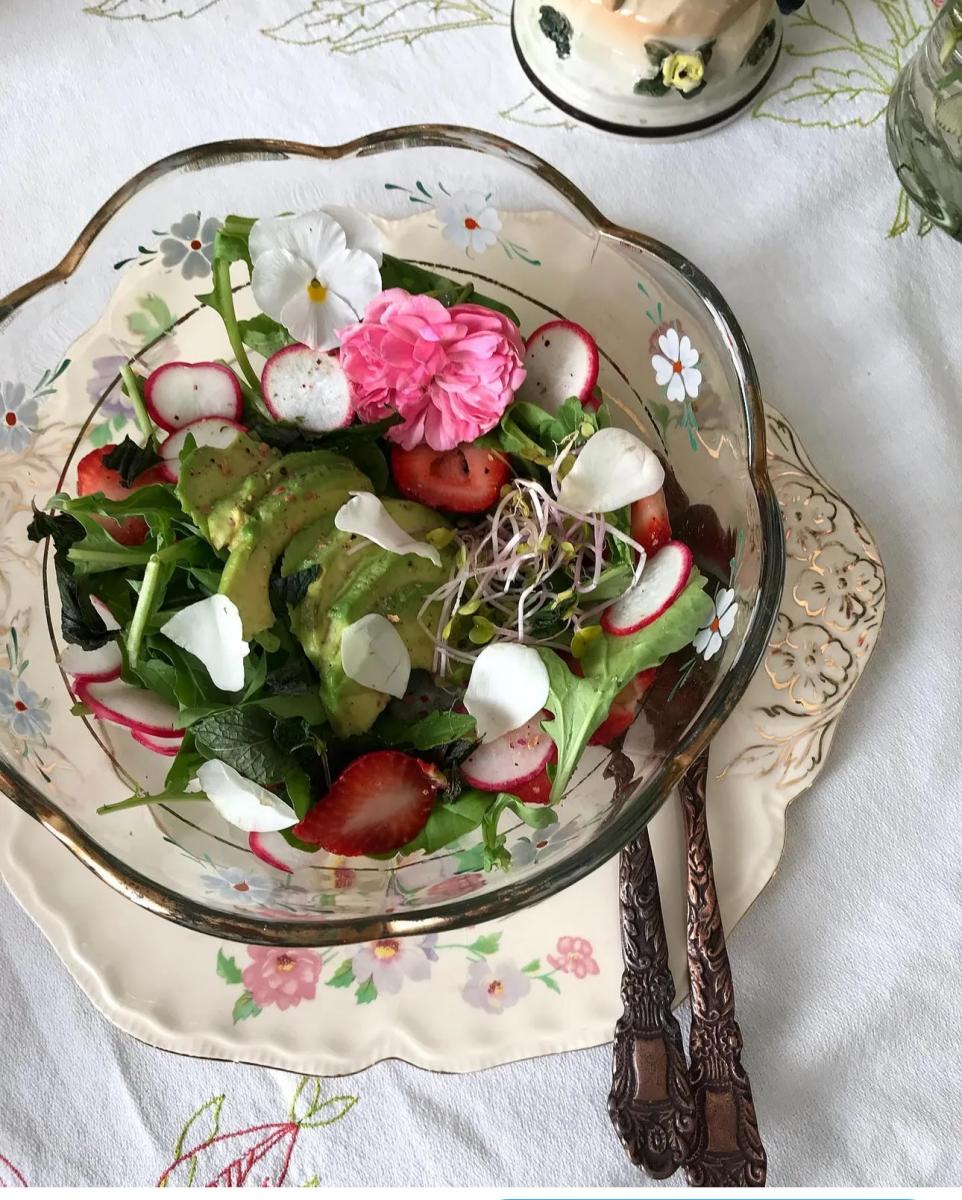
1 0 960 1186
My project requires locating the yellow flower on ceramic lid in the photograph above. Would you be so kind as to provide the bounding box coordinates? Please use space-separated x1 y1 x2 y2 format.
661 51 705 94
249 208 382 351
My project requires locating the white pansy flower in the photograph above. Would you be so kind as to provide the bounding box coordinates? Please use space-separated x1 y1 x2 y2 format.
651 327 702 403
436 190 501 254
249 209 382 351
693 587 737 660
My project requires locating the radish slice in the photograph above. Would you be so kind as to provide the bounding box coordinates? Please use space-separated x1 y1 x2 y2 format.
262 343 353 432
602 541 694 636
518 319 599 413
91 596 120 632
196 759 297 832
76 678 184 736
557 427 665 514
131 729 183 757
461 711 555 792
60 640 122 682
463 643 550 743
145 362 242 432
158 417 247 482
249 830 319 874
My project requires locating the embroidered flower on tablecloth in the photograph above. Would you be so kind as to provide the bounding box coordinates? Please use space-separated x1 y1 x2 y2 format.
693 587 737 661
0 381 39 455
159 212 221 279
651 327 702 402
546 936 599 978
0 669 51 741
241 947 322 1011
766 622 854 709
436 190 502 254
777 480 837 559
462 958 531 1015
350 938 434 995
200 865 274 906
793 542 883 630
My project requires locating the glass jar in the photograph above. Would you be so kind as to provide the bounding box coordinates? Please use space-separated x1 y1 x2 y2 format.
886 0 962 238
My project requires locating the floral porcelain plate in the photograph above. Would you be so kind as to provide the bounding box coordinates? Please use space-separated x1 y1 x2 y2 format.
0 398 883 1074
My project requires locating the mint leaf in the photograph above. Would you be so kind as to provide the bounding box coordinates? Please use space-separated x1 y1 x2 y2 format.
238 313 292 358
538 572 713 801
379 254 519 325
102 436 162 487
216 949 243 985
192 707 298 786
373 709 478 751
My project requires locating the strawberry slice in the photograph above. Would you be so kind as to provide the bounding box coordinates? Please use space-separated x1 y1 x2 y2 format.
630 489 672 557
512 766 552 805
76 445 168 546
587 665 659 747
293 750 443 856
389 443 510 513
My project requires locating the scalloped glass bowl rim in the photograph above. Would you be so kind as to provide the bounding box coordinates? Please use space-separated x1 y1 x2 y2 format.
0 127 785 945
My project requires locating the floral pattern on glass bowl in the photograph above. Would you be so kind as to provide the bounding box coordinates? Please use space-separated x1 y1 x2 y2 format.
0 132 783 946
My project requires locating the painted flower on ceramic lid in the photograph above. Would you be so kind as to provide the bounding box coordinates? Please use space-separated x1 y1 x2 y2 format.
249 208 383 352
339 289 526 450
436 190 502 254
651 326 702 402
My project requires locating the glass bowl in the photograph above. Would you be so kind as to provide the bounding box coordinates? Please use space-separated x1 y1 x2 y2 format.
0 127 783 945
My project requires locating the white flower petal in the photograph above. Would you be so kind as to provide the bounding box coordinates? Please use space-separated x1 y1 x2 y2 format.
703 630 723 660
273 210 348 273
718 602 738 638
681 366 702 399
322 205 383 266
197 760 297 832
678 336 700 368
160 595 250 692
334 492 442 566
651 354 675 386
325 248 383 320
444 223 471 250
341 613 411 699
658 328 680 361
693 626 713 655
464 643 549 743
558 427 665 512
249 214 307 261
279 286 357 352
477 207 502 232
251 249 313 323
665 372 686 403
715 587 736 618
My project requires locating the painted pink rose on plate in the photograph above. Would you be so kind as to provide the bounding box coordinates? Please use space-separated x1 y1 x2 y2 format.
339 289 525 451
242 947 323 1011
547 936 599 979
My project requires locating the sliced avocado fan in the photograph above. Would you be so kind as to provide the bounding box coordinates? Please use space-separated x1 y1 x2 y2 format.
176 433 280 539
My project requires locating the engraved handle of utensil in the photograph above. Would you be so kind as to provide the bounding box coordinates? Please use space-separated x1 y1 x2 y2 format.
608 827 696 1178
680 750 767 1187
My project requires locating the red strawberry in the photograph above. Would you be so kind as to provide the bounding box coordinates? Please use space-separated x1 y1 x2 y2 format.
389 443 510 513
512 766 553 805
76 445 168 546
588 666 659 747
630 489 672 557
293 750 443 856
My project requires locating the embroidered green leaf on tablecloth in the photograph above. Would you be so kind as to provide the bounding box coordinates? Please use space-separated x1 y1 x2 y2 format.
165 1094 224 1188
754 66 889 128
290 1078 358 1129
263 0 503 55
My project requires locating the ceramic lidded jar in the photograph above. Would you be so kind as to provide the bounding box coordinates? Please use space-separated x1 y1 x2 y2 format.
512 0 784 137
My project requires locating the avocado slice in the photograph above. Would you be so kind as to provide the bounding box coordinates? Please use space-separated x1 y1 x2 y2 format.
219 457 371 637
176 433 280 537
207 449 357 551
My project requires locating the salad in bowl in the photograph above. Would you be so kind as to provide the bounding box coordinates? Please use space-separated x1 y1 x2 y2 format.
29 206 714 875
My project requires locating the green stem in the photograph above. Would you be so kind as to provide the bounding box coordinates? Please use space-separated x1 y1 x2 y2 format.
213 256 260 392
120 363 156 447
98 792 207 815
126 554 163 668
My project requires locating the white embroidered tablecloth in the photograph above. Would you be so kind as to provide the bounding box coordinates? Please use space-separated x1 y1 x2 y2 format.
1 0 960 1187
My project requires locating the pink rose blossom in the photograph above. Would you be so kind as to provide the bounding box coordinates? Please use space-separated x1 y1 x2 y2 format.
242 946 322 1010
547 935 599 979
338 289 526 451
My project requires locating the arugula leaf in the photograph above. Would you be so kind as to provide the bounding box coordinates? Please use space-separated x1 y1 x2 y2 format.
238 313 292 358
498 398 598 464
336 440 389 494
128 655 179 706
26 507 119 650
480 791 557 869
191 707 297 786
399 789 494 855
164 733 204 793
102 436 162 488
538 572 713 801
57 483 182 521
373 709 478 751
379 254 520 325
251 412 403 456
257 693 327 723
